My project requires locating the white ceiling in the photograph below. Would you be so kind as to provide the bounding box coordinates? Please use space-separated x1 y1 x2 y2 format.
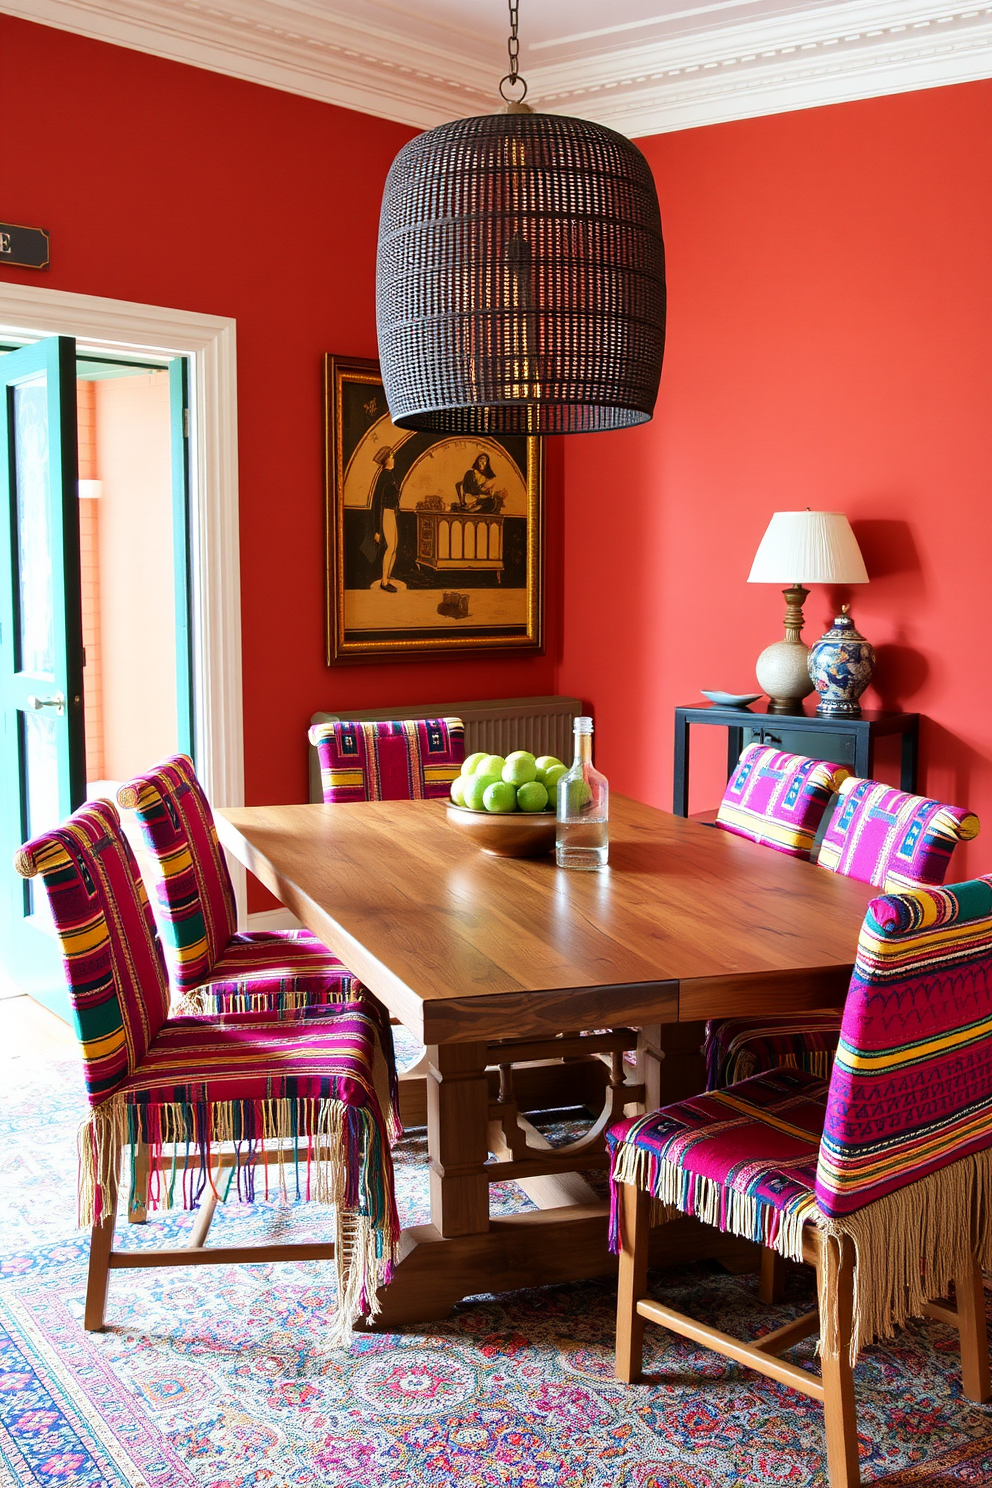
5 0 992 136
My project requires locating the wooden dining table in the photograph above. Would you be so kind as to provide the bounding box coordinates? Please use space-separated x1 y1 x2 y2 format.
216 794 876 1326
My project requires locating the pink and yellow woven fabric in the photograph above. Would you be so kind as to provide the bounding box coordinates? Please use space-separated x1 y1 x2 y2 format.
608 1067 826 1259
309 718 464 804
703 1011 843 1089
715 744 850 858
15 798 399 1334
816 874 992 1217
817 776 980 891
117 756 359 1014
610 876 992 1353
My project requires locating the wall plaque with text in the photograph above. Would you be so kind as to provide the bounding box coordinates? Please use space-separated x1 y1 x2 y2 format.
0 223 50 270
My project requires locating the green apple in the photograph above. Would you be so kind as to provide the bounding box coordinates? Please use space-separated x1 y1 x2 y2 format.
502 754 538 786
541 763 568 795
463 772 500 811
450 775 468 806
479 754 506 779
534 755 563 777
483 780 518 813
461 751 487 776
516 780 549 813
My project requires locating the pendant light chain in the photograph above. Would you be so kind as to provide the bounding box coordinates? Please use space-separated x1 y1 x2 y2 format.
499 0 528 102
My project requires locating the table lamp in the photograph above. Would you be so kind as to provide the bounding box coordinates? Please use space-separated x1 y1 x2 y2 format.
747 511 869 713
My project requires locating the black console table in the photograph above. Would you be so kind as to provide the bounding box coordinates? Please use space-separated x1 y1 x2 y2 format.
673 703 920 817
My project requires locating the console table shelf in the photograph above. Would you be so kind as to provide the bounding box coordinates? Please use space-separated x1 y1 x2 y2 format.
673 703 919 817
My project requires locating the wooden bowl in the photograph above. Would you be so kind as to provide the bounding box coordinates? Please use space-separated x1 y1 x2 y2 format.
445 803 557 857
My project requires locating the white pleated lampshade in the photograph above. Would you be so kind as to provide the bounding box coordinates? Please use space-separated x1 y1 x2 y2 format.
747 511 869 585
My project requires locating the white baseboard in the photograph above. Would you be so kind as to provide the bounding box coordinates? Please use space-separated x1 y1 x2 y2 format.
246 908 302 933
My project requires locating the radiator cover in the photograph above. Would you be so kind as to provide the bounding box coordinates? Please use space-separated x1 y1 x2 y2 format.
308 696 582 803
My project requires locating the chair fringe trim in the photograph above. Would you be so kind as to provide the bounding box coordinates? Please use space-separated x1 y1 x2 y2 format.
611 1142 992 1367
166 995 402 1144
815 1145 992 1364
175 986 353 1016
77 1094 399 1344
609 1142 814 1265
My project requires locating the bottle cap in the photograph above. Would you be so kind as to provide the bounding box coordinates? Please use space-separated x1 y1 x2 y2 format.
574 716 593 734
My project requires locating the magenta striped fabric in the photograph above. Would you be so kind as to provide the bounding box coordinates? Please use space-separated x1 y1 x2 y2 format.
117 756 358 1014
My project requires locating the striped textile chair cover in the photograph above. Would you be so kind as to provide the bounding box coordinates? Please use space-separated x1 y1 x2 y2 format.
705 745 848 1088
14 799 399 1339
309 717 464 804
116 755 362 1019
610 875 992 1359
705 773 980 1090
817 776 980 890
715 743 850 859
703 1011 843 1089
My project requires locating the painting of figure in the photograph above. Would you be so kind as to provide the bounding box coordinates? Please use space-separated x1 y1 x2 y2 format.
325 355 543 662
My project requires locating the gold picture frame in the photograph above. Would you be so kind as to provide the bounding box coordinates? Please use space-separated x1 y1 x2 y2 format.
325 354 544 664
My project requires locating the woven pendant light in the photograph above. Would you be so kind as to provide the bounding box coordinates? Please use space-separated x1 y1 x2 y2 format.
375 2 666 436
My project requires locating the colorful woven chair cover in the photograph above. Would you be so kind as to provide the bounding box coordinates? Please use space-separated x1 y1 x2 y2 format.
609 876 992 1358
309 717 464 804
15 798 399 1338
715 743 850 858
817 775 980 890
703 1010 843 1089
116 755 360 1016
706 772 979 1090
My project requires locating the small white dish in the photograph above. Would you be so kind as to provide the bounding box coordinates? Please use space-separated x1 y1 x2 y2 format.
701 690 762 709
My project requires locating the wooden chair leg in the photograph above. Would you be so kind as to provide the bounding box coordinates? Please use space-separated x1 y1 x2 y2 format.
84 1178 119 1333
128 1140 148 1224
818 1235 860 1488
955 1255 992 1403
615 1182 650 1384
759 1246 787 1304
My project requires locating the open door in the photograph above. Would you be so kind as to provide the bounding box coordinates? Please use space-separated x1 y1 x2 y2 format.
0 335 84 1017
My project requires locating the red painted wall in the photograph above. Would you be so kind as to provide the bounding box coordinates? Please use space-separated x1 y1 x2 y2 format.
5 15 990 892
559 81 992 878
0 15 563 836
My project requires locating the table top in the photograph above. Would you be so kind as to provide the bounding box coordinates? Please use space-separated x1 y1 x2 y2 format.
217 796 876 1045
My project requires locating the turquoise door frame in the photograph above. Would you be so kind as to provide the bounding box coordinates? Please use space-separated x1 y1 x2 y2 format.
0 335 84 1017
0 343 194 1018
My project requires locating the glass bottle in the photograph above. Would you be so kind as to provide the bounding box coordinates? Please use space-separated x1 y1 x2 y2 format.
556 716 609 870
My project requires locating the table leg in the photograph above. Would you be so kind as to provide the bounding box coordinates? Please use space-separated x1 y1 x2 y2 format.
427 1040 490 1238
901 720 919 794
673 713 690 817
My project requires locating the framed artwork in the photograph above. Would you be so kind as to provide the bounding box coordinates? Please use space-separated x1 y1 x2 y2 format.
325 354 544 663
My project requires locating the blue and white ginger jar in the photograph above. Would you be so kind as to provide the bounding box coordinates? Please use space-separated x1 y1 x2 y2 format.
808 605 876 718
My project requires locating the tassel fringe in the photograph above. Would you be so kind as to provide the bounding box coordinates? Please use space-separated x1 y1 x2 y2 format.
175 986 352 1016
609 1141 814 1263
611 1141 992 1367
816 1146 992 1363
78 1094 399 1344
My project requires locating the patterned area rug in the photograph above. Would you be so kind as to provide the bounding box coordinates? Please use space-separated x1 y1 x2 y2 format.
1 1026 991 1487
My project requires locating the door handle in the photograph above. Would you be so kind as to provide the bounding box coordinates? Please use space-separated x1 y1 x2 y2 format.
26 692 65 716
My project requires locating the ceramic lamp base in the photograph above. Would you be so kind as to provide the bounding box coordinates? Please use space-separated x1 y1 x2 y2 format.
755 638 815 713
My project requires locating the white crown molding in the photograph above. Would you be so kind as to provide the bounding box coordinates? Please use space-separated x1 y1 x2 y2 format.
3 0 991 136
0 0 495 128
531 0 992 135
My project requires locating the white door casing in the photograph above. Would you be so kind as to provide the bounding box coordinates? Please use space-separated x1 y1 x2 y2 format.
0 281 247 921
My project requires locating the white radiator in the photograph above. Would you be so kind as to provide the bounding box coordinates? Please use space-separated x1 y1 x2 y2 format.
308 695 582 803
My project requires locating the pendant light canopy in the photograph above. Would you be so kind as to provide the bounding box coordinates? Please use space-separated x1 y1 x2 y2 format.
375 5 667 436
